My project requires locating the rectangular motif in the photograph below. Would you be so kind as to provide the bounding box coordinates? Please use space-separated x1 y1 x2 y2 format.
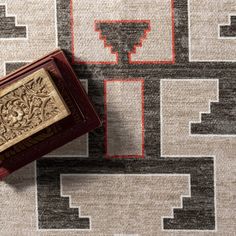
71 0 174 64
105 79 144 158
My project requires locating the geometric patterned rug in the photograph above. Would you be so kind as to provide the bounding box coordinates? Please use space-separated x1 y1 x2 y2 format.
0 0 236 235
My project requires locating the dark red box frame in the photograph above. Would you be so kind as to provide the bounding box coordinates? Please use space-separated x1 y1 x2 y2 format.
0 49 101 179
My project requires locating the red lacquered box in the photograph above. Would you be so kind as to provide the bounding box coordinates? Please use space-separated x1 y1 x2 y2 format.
0 49 101 179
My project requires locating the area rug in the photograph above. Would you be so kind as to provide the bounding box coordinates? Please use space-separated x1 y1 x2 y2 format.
0 0 236 235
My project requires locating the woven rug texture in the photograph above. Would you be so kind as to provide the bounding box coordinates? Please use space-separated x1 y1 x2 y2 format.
0 0 236 235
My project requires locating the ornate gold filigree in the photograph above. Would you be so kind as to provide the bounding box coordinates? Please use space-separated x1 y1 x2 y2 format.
0 69 70 152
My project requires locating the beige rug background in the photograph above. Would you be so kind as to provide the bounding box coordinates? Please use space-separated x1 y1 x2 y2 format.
0 0 236 235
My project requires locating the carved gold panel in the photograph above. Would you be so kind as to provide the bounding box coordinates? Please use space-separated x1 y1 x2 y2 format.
0 68 70 152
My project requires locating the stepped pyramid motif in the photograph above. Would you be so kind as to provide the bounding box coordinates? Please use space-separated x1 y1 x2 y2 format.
191 79 236 135
0 5 27 38
95 20 150 64
220 15 236 37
